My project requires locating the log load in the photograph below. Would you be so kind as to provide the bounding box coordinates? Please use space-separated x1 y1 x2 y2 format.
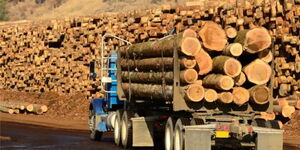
203 74 234 90
243 59 272 85
198 21 228 51
120 57 173 71
212 56 242 77
234 27 272 54
0 106 15 114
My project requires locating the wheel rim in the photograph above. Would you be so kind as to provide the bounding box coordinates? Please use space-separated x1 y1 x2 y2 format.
174 127 181 150
165 125 172 150
121 119 127 142
114 118 120 142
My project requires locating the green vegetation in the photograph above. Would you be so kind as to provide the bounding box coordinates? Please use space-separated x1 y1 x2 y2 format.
0 0 8 21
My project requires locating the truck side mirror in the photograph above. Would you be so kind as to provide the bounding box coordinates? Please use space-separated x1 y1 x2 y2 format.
89 61 97 79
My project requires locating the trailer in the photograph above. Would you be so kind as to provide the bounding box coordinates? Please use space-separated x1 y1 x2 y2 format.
88 33 283 150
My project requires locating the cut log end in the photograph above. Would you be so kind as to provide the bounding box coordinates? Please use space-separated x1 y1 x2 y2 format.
198 21 227 51
180 58 197 69
204 89 218 102
183 29 197 38
219 76 234 90
223 43 243 57
258 49 273 63
185 84 205 102
194 50 213 75
225 26 237 38
223 58 242 77
180 69 198 84
245 27 272 53
281 105 296 118
234 72 246 86
232 87 250 105
250 85 270 105
243 59 272 85
181 37 201 56
218 92 233 103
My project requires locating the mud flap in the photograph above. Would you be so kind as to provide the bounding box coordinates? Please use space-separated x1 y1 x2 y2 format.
184 126 212 150
254 127 283 150
132 117 154 147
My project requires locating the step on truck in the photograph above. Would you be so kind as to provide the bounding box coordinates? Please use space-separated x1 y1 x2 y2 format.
88 33 283 150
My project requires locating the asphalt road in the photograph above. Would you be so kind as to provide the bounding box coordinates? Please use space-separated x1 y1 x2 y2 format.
0 121 122 150
1 121 299 150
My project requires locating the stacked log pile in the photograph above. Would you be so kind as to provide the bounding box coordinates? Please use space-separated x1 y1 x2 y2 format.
0 0 299 106
0 101 48 115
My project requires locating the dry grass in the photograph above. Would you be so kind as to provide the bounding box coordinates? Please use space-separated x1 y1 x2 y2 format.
6 0 192 20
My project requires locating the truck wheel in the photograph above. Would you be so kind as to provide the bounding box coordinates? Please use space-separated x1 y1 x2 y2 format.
174 118 190 150
121 111 133 148
165 117 175 150
89 110 102 141
114 110 123 146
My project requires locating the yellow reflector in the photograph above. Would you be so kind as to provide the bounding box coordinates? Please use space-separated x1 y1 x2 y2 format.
216 131 230 138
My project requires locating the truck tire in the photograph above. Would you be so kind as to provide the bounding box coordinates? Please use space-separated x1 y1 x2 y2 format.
165 117 175 150
114 109 123 146
174 118 190 150
89 110 103 141
121 111 134 148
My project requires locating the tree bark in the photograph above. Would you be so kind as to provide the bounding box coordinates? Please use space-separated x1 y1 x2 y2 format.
243 59 272 85
232 87 250 105
234 27 272 53
218 92 234 103
204 88 218 102
212 56 242 77
120 57 173 71
198 21 227 51
249 85 270 105
203 74 234 90
121 69 197 84
194 49 213 75
122 83 173 100
223 43 243 57
120 31 201 58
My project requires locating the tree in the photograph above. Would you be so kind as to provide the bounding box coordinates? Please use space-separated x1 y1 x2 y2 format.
0 0 8 21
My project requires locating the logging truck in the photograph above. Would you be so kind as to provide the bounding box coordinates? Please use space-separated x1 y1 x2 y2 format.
88 29 283 150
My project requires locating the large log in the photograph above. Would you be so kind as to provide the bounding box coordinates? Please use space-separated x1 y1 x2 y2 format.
212 56 242 78
203 74 234 90
121 69 198 84
194 49 213 75
120 57 173 71
198 21 227 51
249 85 270 105
232 87 250 105
234 27 272 53
122 83 173 100
120 30 201 58
243 59 272 85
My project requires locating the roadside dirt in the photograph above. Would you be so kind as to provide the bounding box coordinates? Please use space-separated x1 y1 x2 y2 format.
0 90 89 121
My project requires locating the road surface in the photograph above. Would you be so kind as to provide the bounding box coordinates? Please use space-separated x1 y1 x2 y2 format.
1 121 300 150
